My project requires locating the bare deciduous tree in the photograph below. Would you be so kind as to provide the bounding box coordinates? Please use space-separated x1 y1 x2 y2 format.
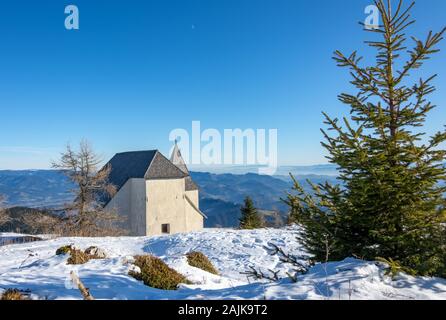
52 140 126 237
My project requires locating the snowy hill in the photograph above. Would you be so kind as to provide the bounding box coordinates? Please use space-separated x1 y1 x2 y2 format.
1 227 445 300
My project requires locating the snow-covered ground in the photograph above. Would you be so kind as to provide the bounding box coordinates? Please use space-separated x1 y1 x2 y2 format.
0 227 445 300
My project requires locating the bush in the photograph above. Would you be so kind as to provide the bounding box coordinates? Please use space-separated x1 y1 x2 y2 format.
1 289 26 300
56 245 105 265
67 248 92 265
129 255 191 290
186 251 219 275
56 245 73 256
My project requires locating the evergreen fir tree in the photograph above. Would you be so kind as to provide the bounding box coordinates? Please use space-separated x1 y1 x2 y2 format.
239 197 264 229
285 0 446 276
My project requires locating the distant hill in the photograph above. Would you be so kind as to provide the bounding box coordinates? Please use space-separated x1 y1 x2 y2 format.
191 172 338 227
0 170 74 208
200 198 241 228
190 164 339 176
191 172 292 213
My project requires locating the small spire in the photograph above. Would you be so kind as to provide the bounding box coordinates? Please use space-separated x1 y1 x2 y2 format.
170 141 189 174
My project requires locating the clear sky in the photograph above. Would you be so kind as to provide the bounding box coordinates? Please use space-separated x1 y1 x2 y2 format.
0 0 445 169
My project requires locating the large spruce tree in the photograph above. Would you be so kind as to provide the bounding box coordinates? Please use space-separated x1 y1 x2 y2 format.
285 0 446 276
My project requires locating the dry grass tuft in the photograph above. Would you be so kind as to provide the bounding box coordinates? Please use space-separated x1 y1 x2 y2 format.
67 248 93 265
186 251 219 275
56 245 105 265
1 289 26 300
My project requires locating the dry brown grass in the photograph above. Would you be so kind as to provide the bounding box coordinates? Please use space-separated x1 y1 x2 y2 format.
67 249 93 265
129 255 191 290
56 245 105 265
1 289 26 300
186 251 219 275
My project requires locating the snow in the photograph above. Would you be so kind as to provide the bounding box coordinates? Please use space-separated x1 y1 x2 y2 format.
1 227 445 300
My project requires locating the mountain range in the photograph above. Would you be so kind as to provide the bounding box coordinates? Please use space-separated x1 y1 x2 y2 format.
0 169 338 228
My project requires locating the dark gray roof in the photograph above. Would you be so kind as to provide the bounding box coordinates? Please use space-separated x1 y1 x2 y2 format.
145 152 188 180
99 150 188 205
105 150 157 192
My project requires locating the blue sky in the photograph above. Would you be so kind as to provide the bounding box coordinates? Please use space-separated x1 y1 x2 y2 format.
0 0 445 169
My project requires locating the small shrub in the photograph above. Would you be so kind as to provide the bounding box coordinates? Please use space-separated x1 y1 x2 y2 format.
56 245 73 256
186 251 219 275
67 248 92 265
129 255 191 290
1 289 26 300
58 246 106 265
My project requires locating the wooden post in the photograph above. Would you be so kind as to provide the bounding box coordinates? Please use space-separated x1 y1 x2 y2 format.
70 271 94 300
